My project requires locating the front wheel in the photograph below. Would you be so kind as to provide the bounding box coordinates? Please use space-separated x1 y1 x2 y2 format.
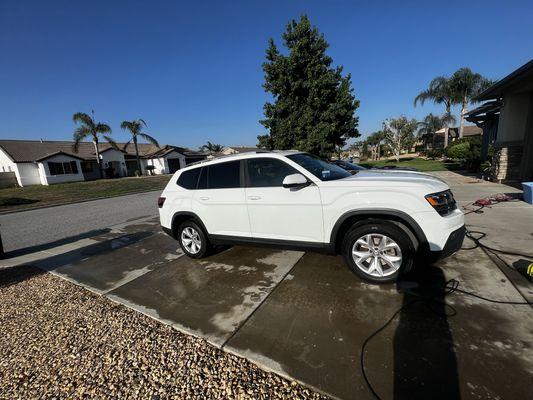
177 220 211 258
342 222 414 284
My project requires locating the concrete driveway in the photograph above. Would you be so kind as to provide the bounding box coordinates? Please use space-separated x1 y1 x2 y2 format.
2 172 532 399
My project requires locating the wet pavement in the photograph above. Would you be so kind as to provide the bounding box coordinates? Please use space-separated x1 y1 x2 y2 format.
2 172 533 399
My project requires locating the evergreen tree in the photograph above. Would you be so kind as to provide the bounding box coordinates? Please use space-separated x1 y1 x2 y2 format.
258 15 360 158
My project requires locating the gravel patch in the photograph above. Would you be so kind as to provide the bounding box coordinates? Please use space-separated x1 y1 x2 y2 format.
0 266 329 399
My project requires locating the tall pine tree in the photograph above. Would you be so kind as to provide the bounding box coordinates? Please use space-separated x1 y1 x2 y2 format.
258 15 360 158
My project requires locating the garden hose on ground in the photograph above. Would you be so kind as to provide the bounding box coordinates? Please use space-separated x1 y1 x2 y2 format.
360 194 533 400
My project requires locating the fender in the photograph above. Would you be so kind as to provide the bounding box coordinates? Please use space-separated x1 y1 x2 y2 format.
329 209 429 250
169 211 210 239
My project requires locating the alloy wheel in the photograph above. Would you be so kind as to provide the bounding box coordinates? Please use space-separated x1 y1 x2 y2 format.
181 226 202 254
352 233 402 278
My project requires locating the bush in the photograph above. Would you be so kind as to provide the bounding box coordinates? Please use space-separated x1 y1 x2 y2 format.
426 149 444 159
446 136 483 171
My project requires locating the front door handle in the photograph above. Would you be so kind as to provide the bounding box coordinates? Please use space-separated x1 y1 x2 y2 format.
199 196 210 201
248 196 261 200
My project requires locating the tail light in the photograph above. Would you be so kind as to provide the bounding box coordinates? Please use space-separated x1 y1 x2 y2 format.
157 197 166 208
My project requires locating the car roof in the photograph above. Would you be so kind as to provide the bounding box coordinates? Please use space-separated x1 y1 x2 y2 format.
183 150 304 170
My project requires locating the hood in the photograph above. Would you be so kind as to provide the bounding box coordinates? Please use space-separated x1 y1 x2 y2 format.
336 169 449 192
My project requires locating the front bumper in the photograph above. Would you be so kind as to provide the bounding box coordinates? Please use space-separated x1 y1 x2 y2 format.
433 225 466 259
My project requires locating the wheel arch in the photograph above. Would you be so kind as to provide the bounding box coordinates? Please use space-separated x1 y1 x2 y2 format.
330 209 429 253
170 211 209 239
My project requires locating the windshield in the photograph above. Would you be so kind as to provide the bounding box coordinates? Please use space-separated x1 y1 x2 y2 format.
334 160 366 171
287 153 351 181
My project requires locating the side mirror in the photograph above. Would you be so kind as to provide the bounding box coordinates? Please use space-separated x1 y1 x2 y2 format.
282 173 308 188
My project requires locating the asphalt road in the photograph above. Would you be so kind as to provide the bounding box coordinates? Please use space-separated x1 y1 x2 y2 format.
0 190 161 253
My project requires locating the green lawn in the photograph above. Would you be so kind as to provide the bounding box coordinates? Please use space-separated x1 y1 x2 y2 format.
359 157 461 172
0 175 171 212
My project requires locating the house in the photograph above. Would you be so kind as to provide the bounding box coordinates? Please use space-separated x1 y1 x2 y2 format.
432 125 483 149
466 59 533 182
0 139 206 187
221 146 260 155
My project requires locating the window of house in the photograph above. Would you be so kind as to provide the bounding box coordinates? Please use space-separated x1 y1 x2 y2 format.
246 158 298 187
48 161 79 175
81 161 95 173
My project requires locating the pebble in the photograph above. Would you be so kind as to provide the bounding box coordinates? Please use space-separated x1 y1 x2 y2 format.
0 266 329 399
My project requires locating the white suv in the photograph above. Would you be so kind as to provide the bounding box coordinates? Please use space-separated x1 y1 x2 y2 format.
158 151 465 283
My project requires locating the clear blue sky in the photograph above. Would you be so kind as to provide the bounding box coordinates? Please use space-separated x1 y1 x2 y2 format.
1 0 532 149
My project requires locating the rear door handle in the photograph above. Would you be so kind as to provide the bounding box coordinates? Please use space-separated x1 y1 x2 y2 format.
248 196 261 200
199 196 210 201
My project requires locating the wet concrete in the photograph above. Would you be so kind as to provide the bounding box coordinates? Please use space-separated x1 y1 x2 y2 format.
107 246 303 347
226 247 533 400
48 232 183 293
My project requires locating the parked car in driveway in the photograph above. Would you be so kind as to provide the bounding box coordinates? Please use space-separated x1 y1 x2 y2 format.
158 151 465 283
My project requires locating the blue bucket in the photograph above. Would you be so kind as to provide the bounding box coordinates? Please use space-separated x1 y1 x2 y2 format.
523 182 533 205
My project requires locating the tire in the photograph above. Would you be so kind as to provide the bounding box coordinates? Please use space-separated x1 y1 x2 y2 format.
341 221 414 284
177 220 211 258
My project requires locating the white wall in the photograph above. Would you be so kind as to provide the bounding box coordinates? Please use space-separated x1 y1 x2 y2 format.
0 148 41 186
100 149 127 177
0 148 16 174
15 163 41 186
143 151 186 174
39 154 84 185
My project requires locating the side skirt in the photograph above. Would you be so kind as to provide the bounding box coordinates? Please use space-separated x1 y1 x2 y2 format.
209 234 335 254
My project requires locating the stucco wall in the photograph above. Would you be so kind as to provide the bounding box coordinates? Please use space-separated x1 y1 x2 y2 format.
0 148 16 173
496 93 531 143
100 149 127 177
16 163 41 186
143 151 185 174
39 154 84 185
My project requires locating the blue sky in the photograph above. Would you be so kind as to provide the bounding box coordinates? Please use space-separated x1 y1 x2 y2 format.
1 0 532 149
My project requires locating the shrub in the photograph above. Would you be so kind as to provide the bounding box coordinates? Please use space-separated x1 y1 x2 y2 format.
446 136 483 171
446 142 472 160
426 149 444 159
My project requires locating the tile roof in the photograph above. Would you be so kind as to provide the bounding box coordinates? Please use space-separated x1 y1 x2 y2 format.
0 140 205 163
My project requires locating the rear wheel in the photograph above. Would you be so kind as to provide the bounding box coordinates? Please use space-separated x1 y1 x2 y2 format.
342 221 414 283
177 220 211 258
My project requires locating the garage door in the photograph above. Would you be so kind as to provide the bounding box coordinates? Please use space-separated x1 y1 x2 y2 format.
168 158 181 173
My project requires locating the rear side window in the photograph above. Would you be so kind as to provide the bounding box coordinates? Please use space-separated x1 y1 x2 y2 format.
246 158 298 187
177 168 201 189
207 160 240 189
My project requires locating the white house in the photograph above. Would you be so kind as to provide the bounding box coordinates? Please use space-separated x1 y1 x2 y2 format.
0 140 207 187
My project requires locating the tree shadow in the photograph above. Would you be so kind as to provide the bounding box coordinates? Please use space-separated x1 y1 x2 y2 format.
393 266 460 399
2 228 112 258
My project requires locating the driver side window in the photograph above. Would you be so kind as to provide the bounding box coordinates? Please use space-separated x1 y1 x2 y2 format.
246 158 298 187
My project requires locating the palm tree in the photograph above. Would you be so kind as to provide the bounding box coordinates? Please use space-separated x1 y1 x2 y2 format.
72 111 116 178
417 113 456 150
121 119 159 176
414 76 457 148
200 141 224 154
450 68 493 138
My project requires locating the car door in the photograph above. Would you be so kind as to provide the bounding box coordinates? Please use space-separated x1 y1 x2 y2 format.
245 157 324 243
192 160 251 237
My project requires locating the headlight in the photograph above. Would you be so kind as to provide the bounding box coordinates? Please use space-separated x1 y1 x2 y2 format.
425 190 457 216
